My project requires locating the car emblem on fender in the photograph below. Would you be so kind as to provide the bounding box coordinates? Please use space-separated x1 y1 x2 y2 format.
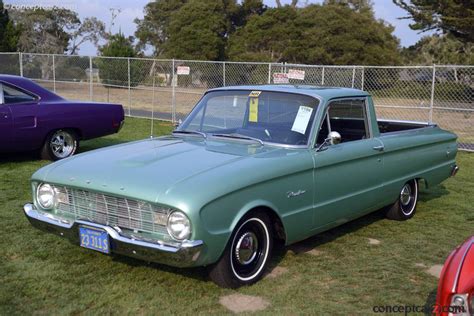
287 190 306 198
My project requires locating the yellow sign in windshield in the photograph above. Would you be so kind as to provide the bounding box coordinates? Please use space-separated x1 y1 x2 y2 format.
249 97 259 122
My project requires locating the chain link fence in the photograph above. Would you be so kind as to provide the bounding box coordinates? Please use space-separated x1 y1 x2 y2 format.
0 52 472 150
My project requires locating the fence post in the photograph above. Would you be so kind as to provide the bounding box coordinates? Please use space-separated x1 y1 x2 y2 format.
223 62 226 87
361 66 365 90
172 59 176 123
52 54 56 92
151 61 156 137
19 52 23 77
89 56 93 101
429 64 436 123
351 66 356 88
128 58 131 116
268 63 272 84
321 67 325 85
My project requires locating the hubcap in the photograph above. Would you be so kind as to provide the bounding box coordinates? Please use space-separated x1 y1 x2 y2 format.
230 218 270 281
50 131 75 158
235 232 258 265
400 184 412 206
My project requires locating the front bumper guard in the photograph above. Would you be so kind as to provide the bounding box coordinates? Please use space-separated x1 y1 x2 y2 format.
23 203 204 268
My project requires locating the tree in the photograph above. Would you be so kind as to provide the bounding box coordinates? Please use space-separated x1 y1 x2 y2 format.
275 0 299 8
0 0 20 52
402 34 474 65
162 0 241 60
393 0 474 43
8 8 106 54
69 17 107 55
324 0 373 12
135 0 265 59
228 3 401 65
98 33 144 87
227 7 300 62
233 0 267 27
135 0 187 56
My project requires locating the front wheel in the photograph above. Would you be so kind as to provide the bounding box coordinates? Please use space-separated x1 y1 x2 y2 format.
386 179 419 221
40 129 78 161
208 211 273 288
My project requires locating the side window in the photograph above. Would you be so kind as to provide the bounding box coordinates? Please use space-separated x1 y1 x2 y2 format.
326 99 369 143
2 84 37 104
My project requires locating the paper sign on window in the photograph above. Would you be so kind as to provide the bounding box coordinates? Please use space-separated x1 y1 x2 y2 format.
249 97 259 122
291 106 313 134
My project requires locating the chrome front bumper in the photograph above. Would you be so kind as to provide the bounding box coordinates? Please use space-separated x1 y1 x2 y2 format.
23 203 204 268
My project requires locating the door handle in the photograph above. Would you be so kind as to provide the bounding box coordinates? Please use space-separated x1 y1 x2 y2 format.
373 145 384 151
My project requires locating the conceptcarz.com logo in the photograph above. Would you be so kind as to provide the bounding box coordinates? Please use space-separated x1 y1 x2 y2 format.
5 1 77 11
372 304 466 315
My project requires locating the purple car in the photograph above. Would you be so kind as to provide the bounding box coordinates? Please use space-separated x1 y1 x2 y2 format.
0 75 124 160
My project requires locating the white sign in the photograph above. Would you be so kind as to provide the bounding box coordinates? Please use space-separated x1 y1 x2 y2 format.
288 69 305 80
177 66 190 75
291 106 313 134
273 72 289 84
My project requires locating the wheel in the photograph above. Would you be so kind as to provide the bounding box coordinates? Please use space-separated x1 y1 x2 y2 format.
386 179 419 221
208 211 273 288
40 129 78 161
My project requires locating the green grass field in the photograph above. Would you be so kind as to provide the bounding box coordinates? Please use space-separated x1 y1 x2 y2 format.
1 117 472 315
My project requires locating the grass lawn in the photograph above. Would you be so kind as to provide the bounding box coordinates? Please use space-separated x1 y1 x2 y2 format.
0 117 472 315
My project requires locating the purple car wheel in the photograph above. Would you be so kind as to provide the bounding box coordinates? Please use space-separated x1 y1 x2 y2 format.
41 130 78 161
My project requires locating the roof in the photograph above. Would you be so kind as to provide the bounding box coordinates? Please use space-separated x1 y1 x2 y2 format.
209 84 369 100
0 74 63 101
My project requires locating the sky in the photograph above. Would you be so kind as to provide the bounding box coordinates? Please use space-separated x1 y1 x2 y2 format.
5 0 434 56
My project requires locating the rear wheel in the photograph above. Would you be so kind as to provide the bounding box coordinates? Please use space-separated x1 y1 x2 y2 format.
209 211 273 288
386 179 419 221
40 129 78 161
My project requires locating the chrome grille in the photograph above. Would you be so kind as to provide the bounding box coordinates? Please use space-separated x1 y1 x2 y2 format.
52 185 170 235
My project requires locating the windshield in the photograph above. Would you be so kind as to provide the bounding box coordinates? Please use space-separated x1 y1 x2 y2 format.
178 90 319 146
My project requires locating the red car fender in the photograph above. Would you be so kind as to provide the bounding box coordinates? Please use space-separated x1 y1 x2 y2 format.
435 236 474 316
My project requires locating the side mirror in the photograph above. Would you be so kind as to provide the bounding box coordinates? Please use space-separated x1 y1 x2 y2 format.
328 131 341 145
316 131 341 152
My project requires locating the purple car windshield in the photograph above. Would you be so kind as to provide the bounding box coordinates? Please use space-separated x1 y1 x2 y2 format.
178 90 319 146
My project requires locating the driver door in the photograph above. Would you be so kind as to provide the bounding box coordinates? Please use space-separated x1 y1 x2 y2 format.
3 82 41 151
0 84 13 152
312 98 385 231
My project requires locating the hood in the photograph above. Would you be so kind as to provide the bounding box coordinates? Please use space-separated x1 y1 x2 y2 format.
32 137 289 206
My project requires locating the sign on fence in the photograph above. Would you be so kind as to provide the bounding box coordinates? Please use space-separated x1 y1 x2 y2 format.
177 66 190 75
273 73 289 84
288 69 305 80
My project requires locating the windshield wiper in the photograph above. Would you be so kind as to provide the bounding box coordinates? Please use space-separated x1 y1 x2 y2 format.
211 133 264 146
172 130 207 139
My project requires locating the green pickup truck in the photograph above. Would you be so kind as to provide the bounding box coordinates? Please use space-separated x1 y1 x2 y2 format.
24 85 458 288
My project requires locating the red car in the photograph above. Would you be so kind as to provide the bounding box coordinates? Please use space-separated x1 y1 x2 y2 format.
436 236 474 315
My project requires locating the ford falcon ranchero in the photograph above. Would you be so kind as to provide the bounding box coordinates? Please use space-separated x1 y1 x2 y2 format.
23 85 458 288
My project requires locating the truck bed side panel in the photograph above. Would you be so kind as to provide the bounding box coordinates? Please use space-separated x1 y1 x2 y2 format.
378 126 457 206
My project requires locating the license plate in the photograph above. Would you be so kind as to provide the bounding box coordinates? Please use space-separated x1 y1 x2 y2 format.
79 226 110 254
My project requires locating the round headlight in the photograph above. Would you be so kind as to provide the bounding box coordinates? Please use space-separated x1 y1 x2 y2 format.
37 183 56 209
167 211 191 240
